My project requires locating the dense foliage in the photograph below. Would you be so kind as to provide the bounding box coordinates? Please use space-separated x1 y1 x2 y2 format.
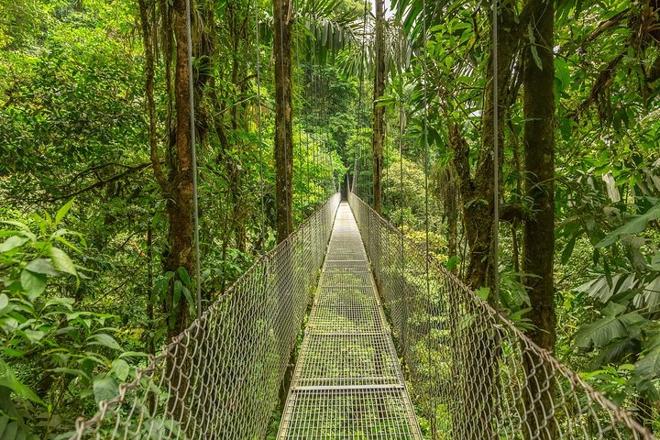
0 0 658 437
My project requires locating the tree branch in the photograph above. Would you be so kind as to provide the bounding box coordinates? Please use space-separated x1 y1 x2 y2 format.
50 162 153 201
500 203 530 223
569 52 626 121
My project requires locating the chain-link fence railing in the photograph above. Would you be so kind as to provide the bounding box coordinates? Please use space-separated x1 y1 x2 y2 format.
71 193 340 439
348 192 655 440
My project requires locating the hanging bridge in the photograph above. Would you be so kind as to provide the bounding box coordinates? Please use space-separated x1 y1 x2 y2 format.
71 193 654 439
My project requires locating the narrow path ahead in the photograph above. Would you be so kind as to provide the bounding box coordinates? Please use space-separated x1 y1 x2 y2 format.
278 202 422 439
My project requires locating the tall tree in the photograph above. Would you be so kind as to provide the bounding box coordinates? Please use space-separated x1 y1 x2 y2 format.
521 0 556 437
274 0 294 242
164 0 196 338
372 0 386 214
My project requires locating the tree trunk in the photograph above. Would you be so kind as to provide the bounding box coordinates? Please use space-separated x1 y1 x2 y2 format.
273 0 294 243
371 0 386 214
273 0 296 412
522 0 556 438
443 169 459 273
510 120 522 277
158 0 196 422
165 0 195 338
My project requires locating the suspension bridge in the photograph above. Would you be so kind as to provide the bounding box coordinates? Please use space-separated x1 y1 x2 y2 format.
70 193 654 439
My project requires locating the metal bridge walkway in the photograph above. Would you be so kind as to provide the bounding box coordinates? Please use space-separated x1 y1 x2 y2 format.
278 202 422 438
70 194 654 440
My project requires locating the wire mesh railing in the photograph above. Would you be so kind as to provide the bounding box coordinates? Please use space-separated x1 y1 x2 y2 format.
348 192 655 440
70 193 341 439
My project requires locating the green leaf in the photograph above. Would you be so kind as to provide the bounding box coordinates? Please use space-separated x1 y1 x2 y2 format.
635 347 660 380
51 229 83 253
87 333 122 351
602 302 627 317
20 270 46 298
475 287 490 301
642 276 660 309
111 359 130 381
93 376 118 404
119 351 149 359
575 276 611 302
575 315 626 350
618 311 646 329
0 359 44 405
0 415 8 437
0 417 16 440
445 256 460 270
55 198 75 225
0 294 7 312
25 259 58 276
561 236 577 264
173 280 182 306
596 203 660 248
181 286 196 317
0 236 28 253
49 247 76 276
176 267 191 287
23 329 46 343
0 221 31 234
43 297 75 311
554 57 570 89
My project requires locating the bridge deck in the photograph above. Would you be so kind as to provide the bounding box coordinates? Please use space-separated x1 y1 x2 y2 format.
278 202 422 439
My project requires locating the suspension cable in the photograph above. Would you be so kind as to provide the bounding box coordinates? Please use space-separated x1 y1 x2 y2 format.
421 0 436 429
293 15 307 210
421 0 430 283
492 0 500 300
352 0 368 196
255 1 266 247
185 0 202 312
398 30 406 352
398 35 405 235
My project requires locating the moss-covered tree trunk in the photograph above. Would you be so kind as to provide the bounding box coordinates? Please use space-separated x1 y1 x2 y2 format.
165 0 195 338
273 0 297 411
371 0 385 214
274 0 293 243
522 0 556 438
159 0 196 421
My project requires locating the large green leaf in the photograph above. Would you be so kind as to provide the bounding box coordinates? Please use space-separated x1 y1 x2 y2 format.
24 259 57 276
111 359 130 381
86 333 122 351
575 273 636 303
0 236 28 253
49 247 76 276
93 376 118 404
635 346 660 381
596 203 660 248
642 276 660 309
575 315 626 349
55 198 75 225
19 270 46 299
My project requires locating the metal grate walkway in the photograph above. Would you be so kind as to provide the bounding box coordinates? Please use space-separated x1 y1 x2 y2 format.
278 202 422 439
